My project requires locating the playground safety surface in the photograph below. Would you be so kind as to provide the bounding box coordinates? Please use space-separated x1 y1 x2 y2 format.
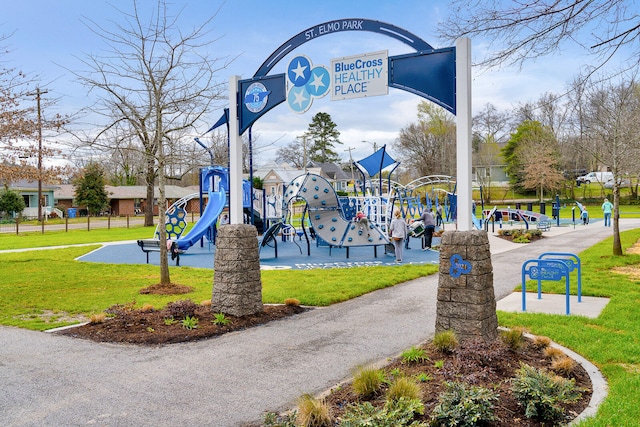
78 234 441 270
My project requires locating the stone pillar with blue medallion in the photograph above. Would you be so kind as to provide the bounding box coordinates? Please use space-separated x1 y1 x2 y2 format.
435 230 498 341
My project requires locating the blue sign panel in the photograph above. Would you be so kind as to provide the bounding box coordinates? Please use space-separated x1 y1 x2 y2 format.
389 48 456 114
239 74 286 134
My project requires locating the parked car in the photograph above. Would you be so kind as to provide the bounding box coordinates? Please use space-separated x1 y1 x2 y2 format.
563 168 587 180
576 171 613 185
604 179 631 189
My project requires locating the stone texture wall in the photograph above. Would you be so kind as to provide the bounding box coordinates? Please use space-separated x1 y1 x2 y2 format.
435 230 498 341
212 224 263 317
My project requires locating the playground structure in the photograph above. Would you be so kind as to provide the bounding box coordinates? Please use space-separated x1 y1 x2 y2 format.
152 166 255 253
284 173 389 248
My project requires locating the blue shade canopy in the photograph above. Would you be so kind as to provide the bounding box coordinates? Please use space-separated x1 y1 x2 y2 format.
354 145 399 177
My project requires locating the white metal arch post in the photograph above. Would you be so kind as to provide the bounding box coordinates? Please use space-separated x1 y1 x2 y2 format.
455 37 472 231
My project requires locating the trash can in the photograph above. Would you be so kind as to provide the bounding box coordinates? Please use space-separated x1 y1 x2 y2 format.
540 202 546 215
67 208 76 218
527 203 533 211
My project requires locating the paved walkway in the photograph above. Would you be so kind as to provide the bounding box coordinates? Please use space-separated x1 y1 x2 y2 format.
1 220 638 427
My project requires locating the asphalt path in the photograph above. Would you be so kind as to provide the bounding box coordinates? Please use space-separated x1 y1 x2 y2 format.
1 220 638 427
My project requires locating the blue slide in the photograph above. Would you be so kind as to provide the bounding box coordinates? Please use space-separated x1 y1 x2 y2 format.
175 191 226 251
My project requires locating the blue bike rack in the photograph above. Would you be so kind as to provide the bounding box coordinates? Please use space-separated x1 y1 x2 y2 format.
521 252 581 315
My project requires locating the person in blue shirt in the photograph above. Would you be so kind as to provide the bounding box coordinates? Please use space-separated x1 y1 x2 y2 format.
601 198 613 227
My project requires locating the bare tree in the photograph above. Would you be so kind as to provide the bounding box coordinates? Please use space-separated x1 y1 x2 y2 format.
439 0 640 76
395 101 456 179
74 0 227 285
472 103 511 201
580 78 640 255
275 138 306 168
0 33 67 187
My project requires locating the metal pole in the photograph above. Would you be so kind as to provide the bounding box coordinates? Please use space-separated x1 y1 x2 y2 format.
455 38 472 231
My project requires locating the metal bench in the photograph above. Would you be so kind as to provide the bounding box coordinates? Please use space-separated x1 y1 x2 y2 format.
536 220 551 232
137 239 181 266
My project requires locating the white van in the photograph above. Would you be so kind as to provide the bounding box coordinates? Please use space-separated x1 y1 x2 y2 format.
576 171 613 184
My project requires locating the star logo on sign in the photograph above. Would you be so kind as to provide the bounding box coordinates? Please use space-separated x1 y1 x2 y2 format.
306 66 330 97
287 55 311 87
287 86 311 113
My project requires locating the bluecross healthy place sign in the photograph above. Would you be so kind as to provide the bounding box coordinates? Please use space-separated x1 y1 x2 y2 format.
331 50 388 100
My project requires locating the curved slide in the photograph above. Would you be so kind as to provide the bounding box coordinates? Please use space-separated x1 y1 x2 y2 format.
175 191 226 251
284 173 388 247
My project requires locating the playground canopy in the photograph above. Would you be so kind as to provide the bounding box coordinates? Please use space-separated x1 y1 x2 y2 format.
353 145 399 196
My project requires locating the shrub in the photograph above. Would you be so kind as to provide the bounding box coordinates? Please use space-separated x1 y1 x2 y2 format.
531 335 551 349
386 376 421 402
551 356 577 376
284 298 300 306
163 316 176 326
140 303 154 312
511 363 582 422
401 346 429 364
296 394 332 427
352 365 385 398
544 346 565 360
166 299 198 319
433 330 458 353
181 315 199 330
500 327 526 350
212 312 231 326
430 381 498 427
340 397 426 427
89 313 106 324
263 411 297 427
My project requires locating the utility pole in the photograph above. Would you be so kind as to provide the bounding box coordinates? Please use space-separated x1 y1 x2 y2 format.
344 146 355 192
28 88 48 223
362 140 377 153
297 134 308 173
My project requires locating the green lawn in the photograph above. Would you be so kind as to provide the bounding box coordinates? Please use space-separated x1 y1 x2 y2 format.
2 228 640 425
500 228 640 426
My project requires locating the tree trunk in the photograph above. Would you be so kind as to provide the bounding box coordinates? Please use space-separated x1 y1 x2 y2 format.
144 160 155 227
613 183 622 255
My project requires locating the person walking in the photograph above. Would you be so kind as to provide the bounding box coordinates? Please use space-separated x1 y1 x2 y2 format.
602 198 613 227
420 208 436 250
389 210 407 263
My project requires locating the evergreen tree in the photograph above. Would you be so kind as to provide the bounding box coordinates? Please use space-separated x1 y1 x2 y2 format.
0 186 26 219
306 112 342 163
73 162 110 216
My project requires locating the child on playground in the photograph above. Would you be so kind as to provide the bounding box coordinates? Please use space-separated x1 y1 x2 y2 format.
354 211 370 236
389 210 407 263
581 207 589 225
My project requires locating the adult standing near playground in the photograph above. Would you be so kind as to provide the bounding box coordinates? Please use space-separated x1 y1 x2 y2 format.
420 208 436 250
602 198 613 227
389 210 407 263
436 204 444 227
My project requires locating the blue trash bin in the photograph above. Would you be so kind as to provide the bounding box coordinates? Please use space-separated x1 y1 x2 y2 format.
67 208 77 218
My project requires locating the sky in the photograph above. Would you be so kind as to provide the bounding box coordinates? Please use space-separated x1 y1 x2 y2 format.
1 0 631 166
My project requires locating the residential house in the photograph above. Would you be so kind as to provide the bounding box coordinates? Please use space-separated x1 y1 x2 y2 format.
7 179 59 219
54 184 200 217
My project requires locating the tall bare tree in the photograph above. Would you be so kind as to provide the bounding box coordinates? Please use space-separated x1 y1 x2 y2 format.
580 78 640 255
0 34 66 188
395 101 456 179
439 0 640 76
74 0 227 285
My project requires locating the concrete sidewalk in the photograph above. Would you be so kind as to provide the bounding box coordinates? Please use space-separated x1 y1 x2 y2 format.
0 220 636 426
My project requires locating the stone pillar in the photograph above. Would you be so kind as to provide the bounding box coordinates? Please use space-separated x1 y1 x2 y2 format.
435 230 498 341
212 224 263 316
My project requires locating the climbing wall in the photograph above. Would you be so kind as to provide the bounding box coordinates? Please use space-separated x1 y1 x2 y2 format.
285 173 388 247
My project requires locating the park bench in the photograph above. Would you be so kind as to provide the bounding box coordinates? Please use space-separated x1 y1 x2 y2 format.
137 239 181 266
536 220 551 232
